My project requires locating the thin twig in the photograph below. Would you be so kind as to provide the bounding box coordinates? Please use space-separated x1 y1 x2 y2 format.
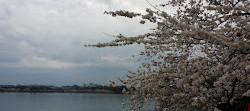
103 32 117 37
146 0 161 11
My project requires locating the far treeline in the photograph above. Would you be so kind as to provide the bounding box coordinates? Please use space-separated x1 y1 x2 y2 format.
0 85 127 94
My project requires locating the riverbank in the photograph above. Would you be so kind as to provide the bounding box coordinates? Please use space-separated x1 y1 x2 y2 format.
0 85 126 94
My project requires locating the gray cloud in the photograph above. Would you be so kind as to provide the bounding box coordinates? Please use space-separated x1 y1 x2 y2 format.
0 0 154 85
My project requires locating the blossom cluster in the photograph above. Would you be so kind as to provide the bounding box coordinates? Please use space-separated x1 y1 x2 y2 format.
88 0 249 110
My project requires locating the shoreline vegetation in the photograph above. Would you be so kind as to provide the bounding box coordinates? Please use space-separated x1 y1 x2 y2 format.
0 84 126 94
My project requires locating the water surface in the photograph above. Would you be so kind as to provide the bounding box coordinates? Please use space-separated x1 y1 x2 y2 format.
0 92 130 111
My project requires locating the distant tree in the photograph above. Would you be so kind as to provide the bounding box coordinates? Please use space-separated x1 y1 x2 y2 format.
87 0 249 110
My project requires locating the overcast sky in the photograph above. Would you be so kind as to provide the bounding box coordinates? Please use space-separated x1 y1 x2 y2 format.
0 0 172 86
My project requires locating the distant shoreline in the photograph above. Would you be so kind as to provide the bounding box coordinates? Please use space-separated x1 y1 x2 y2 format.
0 90 121 94
0 85 126 94
0 91 125 95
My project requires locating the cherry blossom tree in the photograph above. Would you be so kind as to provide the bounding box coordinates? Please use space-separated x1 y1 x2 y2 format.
87 0 249 110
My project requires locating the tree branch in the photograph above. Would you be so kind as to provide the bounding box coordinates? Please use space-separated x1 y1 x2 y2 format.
227 78 238 103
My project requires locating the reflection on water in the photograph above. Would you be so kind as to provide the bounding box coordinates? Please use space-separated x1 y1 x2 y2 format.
0 92 130 111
